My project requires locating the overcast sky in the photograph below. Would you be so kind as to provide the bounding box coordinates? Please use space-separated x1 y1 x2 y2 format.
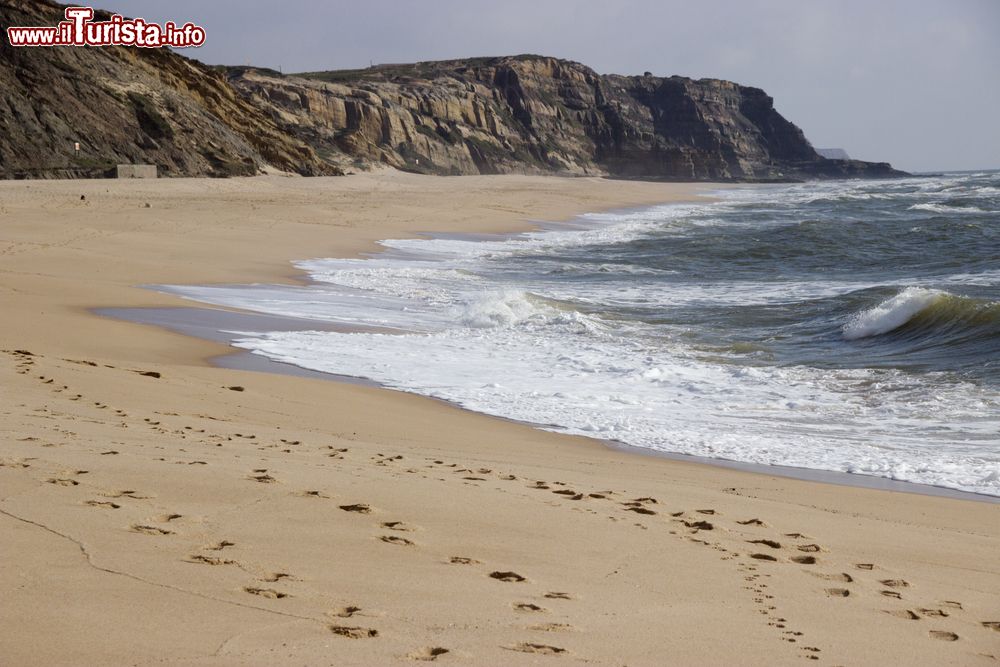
103 0 1000 172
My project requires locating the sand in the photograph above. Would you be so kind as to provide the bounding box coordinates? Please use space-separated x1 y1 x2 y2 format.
1 171 998 666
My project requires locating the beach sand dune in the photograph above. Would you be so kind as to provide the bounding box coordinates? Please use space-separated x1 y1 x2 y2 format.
1 172 998 665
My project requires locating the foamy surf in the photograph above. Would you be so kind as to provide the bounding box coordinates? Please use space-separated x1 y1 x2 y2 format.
165 171 1000 497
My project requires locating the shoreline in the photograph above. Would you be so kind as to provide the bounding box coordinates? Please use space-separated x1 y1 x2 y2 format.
3 172 998 666
107 191 999 505
98 303 1000 506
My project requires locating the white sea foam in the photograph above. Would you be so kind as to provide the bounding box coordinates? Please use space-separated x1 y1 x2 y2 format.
231 323 1000 496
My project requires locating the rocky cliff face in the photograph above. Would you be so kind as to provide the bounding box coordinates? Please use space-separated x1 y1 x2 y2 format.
228 56 904 181
0 0 334 177
1 0 903 181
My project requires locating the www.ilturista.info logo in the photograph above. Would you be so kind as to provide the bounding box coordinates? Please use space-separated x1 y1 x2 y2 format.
6 7 205 48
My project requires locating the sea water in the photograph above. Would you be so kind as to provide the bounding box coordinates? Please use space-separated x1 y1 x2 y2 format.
164 171 1000 496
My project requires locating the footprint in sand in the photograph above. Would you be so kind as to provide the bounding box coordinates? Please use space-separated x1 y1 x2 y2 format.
157 513 182 522
529 623 573 632
917 608 949 618
748 539 781 549
855 563 875 570
683 520 714 531
104 490 150 499
85 500 119 509
928 630 958 641
749 553 778 562
187 555 234 566
379 535 414 546
46 478 79 486
382 521 417 532
207 540 236 551
506 643 566 655
886 609 921 620
981 621 1000 632
737 518 767 526
329 625 378 639
248 473 276 483
879 579 909 588
340 503 372 514
791 556 817 565
299 490 330 498
490 571 527 583
449 556 481 565
331 606 363 618
407 647 449 661
131 524 173 535
244 586 289 599
262 572 294 583
825 588 850 597
544 591 573 600
513 603 547 613
881 590 903 599
810 572 853 583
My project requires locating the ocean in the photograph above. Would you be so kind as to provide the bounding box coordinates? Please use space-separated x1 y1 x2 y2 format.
164 171 1000 497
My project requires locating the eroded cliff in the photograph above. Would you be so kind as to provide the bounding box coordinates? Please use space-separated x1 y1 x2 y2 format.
229 56 903 181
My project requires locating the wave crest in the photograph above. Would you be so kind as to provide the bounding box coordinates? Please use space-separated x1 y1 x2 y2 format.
843 288 1000 341
908 202 988 214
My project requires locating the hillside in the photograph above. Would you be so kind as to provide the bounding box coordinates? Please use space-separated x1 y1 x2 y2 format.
0 0 334 177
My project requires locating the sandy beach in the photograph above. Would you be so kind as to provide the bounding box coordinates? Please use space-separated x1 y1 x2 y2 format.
1 171 998 666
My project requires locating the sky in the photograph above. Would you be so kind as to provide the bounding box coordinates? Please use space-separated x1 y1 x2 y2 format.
102 0 1000 172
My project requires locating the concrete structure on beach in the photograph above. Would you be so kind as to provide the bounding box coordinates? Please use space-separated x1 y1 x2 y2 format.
115 164 157 179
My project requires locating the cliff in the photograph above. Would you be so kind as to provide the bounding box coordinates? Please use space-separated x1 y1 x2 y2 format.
0 0 334 177
227 56 904 181
1 0 904 181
